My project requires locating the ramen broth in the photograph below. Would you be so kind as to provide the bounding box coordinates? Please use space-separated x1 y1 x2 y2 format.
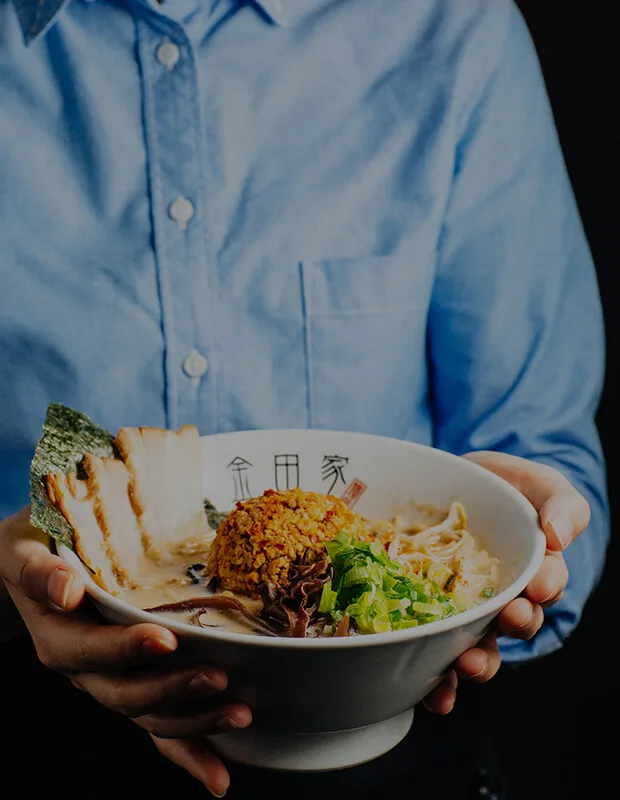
116 499 499 637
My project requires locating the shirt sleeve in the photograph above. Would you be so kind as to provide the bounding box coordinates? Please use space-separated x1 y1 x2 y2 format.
428 2 610 662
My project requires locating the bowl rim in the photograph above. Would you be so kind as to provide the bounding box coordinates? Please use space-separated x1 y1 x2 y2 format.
58 429 548 650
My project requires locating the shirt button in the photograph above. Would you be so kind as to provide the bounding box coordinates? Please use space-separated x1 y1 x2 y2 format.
168 195 194 230
182 349 208 379
156 41 180 71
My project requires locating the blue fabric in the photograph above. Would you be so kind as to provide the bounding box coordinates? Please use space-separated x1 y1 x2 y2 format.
0 0 609 662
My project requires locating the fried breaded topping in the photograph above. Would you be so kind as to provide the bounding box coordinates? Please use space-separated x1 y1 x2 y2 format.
207 488 370 597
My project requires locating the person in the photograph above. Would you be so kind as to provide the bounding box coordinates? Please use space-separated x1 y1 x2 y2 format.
0 0 609 798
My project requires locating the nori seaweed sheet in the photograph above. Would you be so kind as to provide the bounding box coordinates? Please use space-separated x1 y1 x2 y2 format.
29 404 116 548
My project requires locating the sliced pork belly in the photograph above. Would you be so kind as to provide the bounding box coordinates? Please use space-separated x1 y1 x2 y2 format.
45 471 124 594
115 424 209 562
81 454 145 589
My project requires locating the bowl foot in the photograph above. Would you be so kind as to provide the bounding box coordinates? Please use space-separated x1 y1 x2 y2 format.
206 708 414 772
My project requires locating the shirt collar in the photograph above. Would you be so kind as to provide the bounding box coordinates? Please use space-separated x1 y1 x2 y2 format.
12 0 68 45
13 0 289 46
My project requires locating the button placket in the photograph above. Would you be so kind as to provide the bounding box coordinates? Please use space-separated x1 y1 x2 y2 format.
138 19 217 429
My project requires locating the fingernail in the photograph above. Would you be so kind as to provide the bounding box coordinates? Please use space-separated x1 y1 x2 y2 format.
469 663 487 680
545 511 572 548
141 632 177 654
208 790 227 798
188 672 227 693
220 715 248 731
48 568 73 610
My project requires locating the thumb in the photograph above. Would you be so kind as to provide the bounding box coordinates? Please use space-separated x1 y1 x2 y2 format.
0 507 86 612
462 451 590 550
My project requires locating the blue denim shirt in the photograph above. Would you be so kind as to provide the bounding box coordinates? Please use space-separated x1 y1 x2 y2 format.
0 0 609 661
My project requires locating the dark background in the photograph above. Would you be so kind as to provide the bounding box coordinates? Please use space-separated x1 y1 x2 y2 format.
0 2 617 798
489 0 619 796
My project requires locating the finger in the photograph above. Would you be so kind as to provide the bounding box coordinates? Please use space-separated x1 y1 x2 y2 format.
28 612 179 674
72 664 228 718
539 492 590 552
462 451 590 549
454 631 502 683
495 596 545 640
523 551 568 608
150 735 230 797
0 508 85 612
136 700 252 739
421 670 458 715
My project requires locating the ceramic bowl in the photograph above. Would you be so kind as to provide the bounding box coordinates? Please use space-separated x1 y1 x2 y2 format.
58 429 546 772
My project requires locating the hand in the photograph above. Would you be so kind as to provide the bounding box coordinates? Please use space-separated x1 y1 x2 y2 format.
0 507 250 797
422 451 590 715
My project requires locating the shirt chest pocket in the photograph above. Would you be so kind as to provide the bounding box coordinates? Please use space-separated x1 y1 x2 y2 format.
300 256 434 437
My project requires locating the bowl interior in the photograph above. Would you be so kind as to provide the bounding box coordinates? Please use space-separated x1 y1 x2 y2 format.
59 429 546 645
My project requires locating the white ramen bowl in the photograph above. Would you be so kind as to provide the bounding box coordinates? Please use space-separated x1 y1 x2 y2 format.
58 429 546 772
